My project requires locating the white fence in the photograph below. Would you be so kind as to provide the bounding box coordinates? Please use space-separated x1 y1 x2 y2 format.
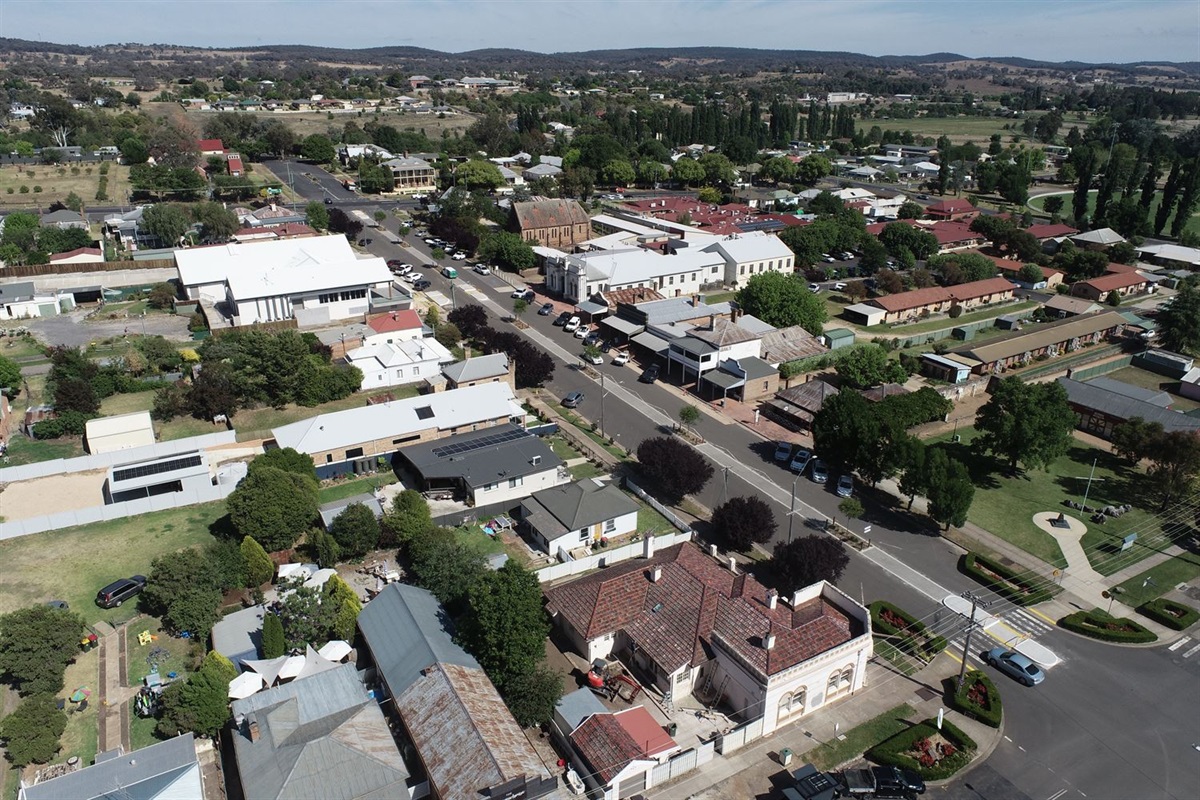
624 476 693 533
715 717 765 755
536 530 693 584
0 431 237 483
650 741 716 786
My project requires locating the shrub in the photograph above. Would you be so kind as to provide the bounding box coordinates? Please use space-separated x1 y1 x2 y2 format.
1138 598 1200 631
19 185 29 193
868 717 977 781
951 670 1002 728
869 600 948 660
1060 609 1156 643
961 552 1054 606
33 185 42 193
96 176 109 201
32 410 93 439
99 162 111 175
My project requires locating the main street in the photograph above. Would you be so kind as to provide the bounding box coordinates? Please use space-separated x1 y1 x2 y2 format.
353 208 1200 800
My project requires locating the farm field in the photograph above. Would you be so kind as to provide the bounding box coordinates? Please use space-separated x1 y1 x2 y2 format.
0 162 131 208
1029 189 1200 237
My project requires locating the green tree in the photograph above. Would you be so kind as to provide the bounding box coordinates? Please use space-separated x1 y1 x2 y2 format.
770 535 849 591
241 536 275 587
678 403 701 432
760 156 797 184
503 664 564 728
456 160 506 190
1105 290 1122 307
157 651 237 739
63 191 84 212
1148 431 1200 509
0 694 67 766
275 579 337 649
406 528 487 610
636 436 714 503
699 152 737 187
146 281 177 310
305 200 330 230
923 449 975 529
381 489 433 547
975 377 1076 473
0 355 23 397
300 133 335 164
119 136 149 165
458 562 550 692
602 159 636 186
1157 279 1200 355
0 605 85 696
712 496 777 552
1043 196 1065 216
261 613 286 658
735 272 827 334
897 201 924 220
227 466 319 551
142 548 224 636
671 157 705 186
1017 263 1044 284
480 231 536 270
142 203 191 246
838 497 864 522
1110 417 1165 465
812 390 881 473
248 448 318 484
329 502 380 559
834 345 909 389
796 154 832 185
309 527 341 568
191 202 239 242
513 298 529 318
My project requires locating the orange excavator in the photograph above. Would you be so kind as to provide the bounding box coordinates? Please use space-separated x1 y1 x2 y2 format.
586 659 643 703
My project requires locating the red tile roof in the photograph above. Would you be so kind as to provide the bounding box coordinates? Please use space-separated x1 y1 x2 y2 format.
927 220 985 245
49 247 102 261
926 198 977 214
367 309 423 334
1103 261 1138 274
570 714 644 784
197 138 225 153
1025 223 1079 239
260 222 318 238
1076 271 1148 292
226 154 245 174
983 254 1063 280
868 277 1014 313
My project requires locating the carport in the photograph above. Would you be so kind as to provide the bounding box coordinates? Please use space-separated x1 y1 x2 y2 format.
575 299 609 323
601 315 644 345
630 331 669 361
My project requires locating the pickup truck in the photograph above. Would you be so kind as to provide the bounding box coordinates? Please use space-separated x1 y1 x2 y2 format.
871 765 926 798
836 767 875 795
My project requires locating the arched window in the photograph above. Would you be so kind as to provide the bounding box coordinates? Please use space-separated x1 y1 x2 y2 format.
827 665 854 700
777 687 807 721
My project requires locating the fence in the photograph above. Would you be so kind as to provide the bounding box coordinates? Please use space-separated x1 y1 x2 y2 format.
536 530 693 584
650 741 716 787
624 476 692 534
1066 355 1134 382
0 430 237 484
0 259 175 278
714 717 765 755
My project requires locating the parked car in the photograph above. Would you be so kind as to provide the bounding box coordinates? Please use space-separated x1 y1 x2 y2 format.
821 253 836 263
871 765 926 798
583 331 601 346
538 302 555 315
613 351 630 366
985 647 1045 686
585 352 603 365
808 283 822 293
323 197 333 205
774 441 793 462
573 325 589 339
554 311 572 326
791 763 841 800
412 279 431 291
562 391 585 408
510 287 529 299
639 364 660 383
838 251 855 261
836 768 876 797
96 575 147 608
790 448 812 474
473 263 490 275
810 459 828 484
836 474 854 497
451 252 468 261
597 339 612 353
403 272 421 284
833 281 847 291
564 316 581 332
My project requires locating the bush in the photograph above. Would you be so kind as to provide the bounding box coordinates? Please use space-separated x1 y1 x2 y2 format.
961 552 1054 606
19 185 29 194
32 410 93 439
96 176 109 201
1138 598 1200 631
868 717 977 781
951 670 1002 728
99 162 111 175
33 185 42 193
869 600 948 660
1060 609 1157 643
0 694 67 766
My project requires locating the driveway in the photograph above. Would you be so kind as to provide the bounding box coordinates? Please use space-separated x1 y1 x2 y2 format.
27 308 193 349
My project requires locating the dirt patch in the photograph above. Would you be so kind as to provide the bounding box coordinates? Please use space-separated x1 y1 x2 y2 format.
0 469 108 521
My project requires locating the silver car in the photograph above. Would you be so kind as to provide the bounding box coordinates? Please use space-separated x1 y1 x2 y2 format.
986 647 1045 686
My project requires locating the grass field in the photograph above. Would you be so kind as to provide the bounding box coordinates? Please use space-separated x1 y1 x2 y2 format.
880 301 1038 335
807 703 917 771
855 115 1038 144
636 502 675 536
1 433 85 467
0 162 131 207
1029 189 1200 237
57 647 100 770
126 618 199 685
1114 552 1200 606
317 473 399 504
167 105 476 140
1103 366 1200 413
128 704 160 751
0 502 225 623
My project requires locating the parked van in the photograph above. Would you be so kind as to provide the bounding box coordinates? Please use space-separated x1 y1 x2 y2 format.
441 266 458 279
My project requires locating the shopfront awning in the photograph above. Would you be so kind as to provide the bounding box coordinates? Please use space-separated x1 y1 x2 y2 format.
630 331 670 354
576 300 608 316
603 316 646 336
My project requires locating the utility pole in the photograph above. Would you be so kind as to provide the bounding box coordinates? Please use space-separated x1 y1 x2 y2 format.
599 372 606 438
787 474 799 543
958 590 990 689
720 466 729 506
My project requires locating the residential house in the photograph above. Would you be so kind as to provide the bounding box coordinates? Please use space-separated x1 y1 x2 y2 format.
395 423 568 507
1044 295 1102 318
0 281 64 320
520 477 640 556
197 138 225 156
362 309 424 346
765 379 840 429
356 584 558 800
271 381 525 479
544 541 873 736
226 153 245 177
924 198 979 222
49 247 104 266
40 209 89 230
442 353 515 389
525 162 563 180
1136 242 1200 270
18 734 202 800
1071 270 1150 302
859 277 1015 325
510 199 592 249
383 156 437 193
1057 377 1200 439
881 143 938 160
344 337 454 392
497 165 525 189
919 353 976 384
985 254 1064 289
1070 227 1126 250
1025 223 1080 241
950 311 1126 374
229 664 411 800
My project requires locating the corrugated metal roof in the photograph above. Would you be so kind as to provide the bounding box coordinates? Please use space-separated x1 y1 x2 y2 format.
443 353 509 384
955 311 1125 364
398 424 563 489
1059 378 1200 433
22 734 200 800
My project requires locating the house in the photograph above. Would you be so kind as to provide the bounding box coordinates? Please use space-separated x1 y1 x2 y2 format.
362 309 424 346
443 353 515 389
525 162 563 180
1025 223 1080 241
84 411 156 454
924 198 979 222
560 693 680 800
174 235 393 327
667 317 764 382
356 584 558 800
1071 270 1150 302
383 156 437 193
197 138 226 156
211 605 266 667
229 664 411 800
544 541 872 736
40 209 89 230
103 447 215 504
344 338 453 392
18 734 202 800
272 381 524 479
862 277 1015 325
1057 377 1200 439
49 247 104 266
758 324 827 366
520 477 640 555
1070 227 1126 250
0 281 64 320
765 379 840 429
920 353 976 384
395 423 568 506
226 153 245 177
985 254 1064 289
1136 242 1200 269
950 311 1126 374
510 199 592 249
1044 295 1102 318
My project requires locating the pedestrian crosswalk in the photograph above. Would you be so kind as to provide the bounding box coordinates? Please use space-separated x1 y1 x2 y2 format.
1168 635 1200 659
935 607 1057 668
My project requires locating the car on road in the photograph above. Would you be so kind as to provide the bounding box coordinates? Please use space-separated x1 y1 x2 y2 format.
808 283 822 293
573 325 590 339
538 302 554 315
583 331 601 346
821 253 836 263
838 251 855 261
323 197 333 205
511 287 530 299
564 316 581 332
612 351 630 366
790 448 812 474
451 252 467 260
774 441 793 462
554 311 572 326
833 281 847 291
440 266 458 279
473 263 490 275
96 575 147 608
597 339 612 353
871 766 926 798
985 647 1045 686
562 391 585 408
835 474 854 498
585 352 603 365
403 272 420 284
412 279 431 291
357 238 373 246
639 364 660 383
810 459 828 484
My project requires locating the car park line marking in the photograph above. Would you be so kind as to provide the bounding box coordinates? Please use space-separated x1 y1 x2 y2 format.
1167 636 1191 652
1047 789 1068 800
1004 735 1013 742
1182 642 1200 659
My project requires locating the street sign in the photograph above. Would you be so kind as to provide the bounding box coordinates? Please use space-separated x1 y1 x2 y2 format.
1121 533 1137 551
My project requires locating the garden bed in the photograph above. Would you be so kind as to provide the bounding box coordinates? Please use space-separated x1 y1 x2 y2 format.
1137 599 1200 632
870 601 948 662
950 671 1002 728
1059 609 1157 643
868 717 977 781
961 552 1055 606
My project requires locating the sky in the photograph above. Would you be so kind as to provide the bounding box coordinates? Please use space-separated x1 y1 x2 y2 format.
0 0 1197 64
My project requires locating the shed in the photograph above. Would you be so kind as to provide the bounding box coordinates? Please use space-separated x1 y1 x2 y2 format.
84 411 156 454
842 302 887 327
318 493 385 530
820 327 857 350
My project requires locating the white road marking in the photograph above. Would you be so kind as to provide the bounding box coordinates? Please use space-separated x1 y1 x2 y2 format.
1047 789 1069 800
1182 642 1200 658
1167 636 1191 652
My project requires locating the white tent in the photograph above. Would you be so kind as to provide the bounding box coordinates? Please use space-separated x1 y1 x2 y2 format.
228 671 265 700
318 640 353 663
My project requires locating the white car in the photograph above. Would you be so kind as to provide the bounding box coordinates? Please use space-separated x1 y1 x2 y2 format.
573 325 589 339
585 352 603 365
452 252 468 261
396 264 413 276
834 281 847 291
511 287 529 299
403 272 422 284
808 283 822 293
612 351 630 366
821 253 836 263
473 264 490 275
564 316 581 332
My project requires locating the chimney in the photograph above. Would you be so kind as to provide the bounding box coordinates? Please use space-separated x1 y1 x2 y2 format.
766 589 778 610
651 565 662 582
790 589 804 607
709 314 717 330
644 534 656 559
727 557 738 574
708 543 718 558
248 719 260 742
391 311 397 319
764 632 776 650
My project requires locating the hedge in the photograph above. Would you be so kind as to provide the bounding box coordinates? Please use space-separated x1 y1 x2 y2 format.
1137 599 1200 632
1059 609 1157 643
951 671 1002 728
869 600 949 660
868 717 977 781
962 552 1054 606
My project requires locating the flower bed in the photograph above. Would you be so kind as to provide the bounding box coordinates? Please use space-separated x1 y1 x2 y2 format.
1138 598 1200 631
1059 609 1157 643
868 717 977 781
951 671 1002 728
869 600 949 661
961 552 1054 606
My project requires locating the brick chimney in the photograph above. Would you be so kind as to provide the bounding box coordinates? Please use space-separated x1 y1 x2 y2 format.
766 589 778 610
248 718 260 742
651 565 662 583
764 632 776 650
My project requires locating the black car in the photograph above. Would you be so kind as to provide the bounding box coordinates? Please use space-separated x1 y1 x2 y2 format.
871 765 926 799
639 364 661 383
554 311 572 326
412 279 432 291
583 331 601 347
562 391 585 408
323 197 333 205
538 302 555 316
96 575 147 609
597 339 612 353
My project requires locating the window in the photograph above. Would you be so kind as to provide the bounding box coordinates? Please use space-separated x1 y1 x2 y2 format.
712 266 720 274
413 366 420 375
325 454 333 463
339 288 367 301
396 369 404 378
508 476 523 488
675 670 689 685
604 518 616 532
740 265 745 275
318 292 338 304
668 276 674 285
345 447 364 459
578 529 590 542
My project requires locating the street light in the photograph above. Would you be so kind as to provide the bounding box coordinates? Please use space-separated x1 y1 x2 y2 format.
957 590 990 689
787 473 800 544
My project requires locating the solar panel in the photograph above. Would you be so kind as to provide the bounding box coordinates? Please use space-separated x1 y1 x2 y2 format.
112 454 204 483
430 427 530 458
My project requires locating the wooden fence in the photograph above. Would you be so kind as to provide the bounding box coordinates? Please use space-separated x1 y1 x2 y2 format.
0 258 175 278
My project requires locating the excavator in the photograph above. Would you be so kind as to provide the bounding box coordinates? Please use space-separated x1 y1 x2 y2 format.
585 659 642 703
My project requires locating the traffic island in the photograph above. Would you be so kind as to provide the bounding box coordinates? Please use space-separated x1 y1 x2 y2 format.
1059 608 1157 643
867 717 978 782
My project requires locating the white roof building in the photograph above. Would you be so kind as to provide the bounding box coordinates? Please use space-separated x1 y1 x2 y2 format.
344 337 454 392
1136 243 1200 268
84 411 156 454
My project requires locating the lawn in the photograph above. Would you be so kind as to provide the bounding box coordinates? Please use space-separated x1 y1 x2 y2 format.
878 302 1038 335
807 703 917 771
549 401 629 460
125 618 199 686
1 433 84 466
57 647 100 769
128 705 161 752
1029 189 1200 237
1113 553 1200 607
569 461 606 480
636 502 676 536
1102 366 1200 413
0 334 47 360
0 501 225 624
546 434 584 462
702 291 736 305
99 390 156 417
450 524 508 559
318 473 399 504
0 162 132 207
